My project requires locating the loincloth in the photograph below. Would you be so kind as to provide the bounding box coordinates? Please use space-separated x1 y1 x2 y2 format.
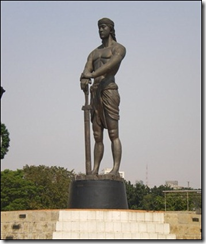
90 76 120 129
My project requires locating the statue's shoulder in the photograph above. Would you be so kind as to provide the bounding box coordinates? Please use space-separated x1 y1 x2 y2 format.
112 42 126 56
89 45 103 55
97 44 104 49
114 41 126 48
88 46 100 59
114 42 126 50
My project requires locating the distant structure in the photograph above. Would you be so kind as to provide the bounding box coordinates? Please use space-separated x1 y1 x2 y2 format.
146 164 148 186
135 180 144 185
102 168 125 179
165 180 183 189
187 181 190 188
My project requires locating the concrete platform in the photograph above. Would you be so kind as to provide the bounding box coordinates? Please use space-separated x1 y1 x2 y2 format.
1 209 202 239
1 209 177 239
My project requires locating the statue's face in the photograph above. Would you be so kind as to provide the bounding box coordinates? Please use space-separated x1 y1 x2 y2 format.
98 24 111 40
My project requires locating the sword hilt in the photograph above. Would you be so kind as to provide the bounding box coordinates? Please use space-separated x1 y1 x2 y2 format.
82 105 92 111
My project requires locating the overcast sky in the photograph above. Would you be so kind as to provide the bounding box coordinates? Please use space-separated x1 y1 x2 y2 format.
1 1 202 189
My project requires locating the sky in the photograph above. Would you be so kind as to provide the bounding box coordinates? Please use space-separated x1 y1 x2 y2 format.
1 1 202 189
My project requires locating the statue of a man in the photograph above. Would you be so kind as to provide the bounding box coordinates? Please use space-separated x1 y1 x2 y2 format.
80 18 126 176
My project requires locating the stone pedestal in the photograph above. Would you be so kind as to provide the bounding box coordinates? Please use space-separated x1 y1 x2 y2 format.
2 210 202 239
68 175 128 209
52 210 176 239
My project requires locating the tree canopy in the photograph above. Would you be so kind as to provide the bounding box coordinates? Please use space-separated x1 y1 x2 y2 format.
1 165 74 211
125 181 201 211
1 123 10 159
1 166 201 211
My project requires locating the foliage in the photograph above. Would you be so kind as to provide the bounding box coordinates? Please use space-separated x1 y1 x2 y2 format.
125 181 201 211
23 165 75 209
125 181 138 209
189 192 202 211
1 169 39 211
1 123 10 159
1 165 75 211
1 166 201 212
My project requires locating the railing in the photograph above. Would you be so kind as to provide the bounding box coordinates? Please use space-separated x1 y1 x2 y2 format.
163 190 201 211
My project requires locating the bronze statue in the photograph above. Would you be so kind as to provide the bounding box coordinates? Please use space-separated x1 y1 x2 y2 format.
80 18 126 176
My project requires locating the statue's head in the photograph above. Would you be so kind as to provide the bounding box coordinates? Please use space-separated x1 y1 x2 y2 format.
98 18 116 41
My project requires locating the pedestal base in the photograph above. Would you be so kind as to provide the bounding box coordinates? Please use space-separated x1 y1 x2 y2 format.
68 175 128 209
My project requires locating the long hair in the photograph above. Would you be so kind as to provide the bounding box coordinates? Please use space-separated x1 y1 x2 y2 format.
109 26 117 42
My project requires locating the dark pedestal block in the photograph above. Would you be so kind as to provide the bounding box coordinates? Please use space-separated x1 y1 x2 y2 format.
68 176 128 209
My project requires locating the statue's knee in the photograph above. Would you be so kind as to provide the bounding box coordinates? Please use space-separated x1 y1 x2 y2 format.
93 131 102 143
109 129 118 141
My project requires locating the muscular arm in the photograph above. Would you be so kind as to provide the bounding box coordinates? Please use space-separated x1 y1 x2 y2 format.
80 52 94 80
80 52 94 91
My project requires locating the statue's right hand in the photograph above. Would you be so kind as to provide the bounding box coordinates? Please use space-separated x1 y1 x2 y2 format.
80 78 91 91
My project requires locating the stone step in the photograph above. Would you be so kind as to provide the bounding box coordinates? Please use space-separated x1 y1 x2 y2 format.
52 231 176 239
1 210 165 223
1 210 177 239
55 220 170 234
58 210 165 223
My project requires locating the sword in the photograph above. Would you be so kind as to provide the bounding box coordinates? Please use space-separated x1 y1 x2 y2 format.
81 81 92 175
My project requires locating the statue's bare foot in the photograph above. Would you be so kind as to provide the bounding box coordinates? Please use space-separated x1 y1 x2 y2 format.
108 170 119 176
90 170 98 175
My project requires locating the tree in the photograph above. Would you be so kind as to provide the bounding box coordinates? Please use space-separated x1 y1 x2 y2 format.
125 182 202 211
141 185 173 211
189 192 202 211
1 169 39 211
23 165 75 209
1 165 75 211
125 181 138 209
134 182 150 209
142 194 165 211
125 181 150 210
1 123 10 159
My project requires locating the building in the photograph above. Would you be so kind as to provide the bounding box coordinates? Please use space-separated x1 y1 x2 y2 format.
135 180 144 185
101 168 125 179
165 180 183 189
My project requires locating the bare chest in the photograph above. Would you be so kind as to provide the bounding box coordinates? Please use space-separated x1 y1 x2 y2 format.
93 48 113 63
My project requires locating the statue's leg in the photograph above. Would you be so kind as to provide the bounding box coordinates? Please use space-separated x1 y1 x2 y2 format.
91 118 104 175
107 118 122 175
